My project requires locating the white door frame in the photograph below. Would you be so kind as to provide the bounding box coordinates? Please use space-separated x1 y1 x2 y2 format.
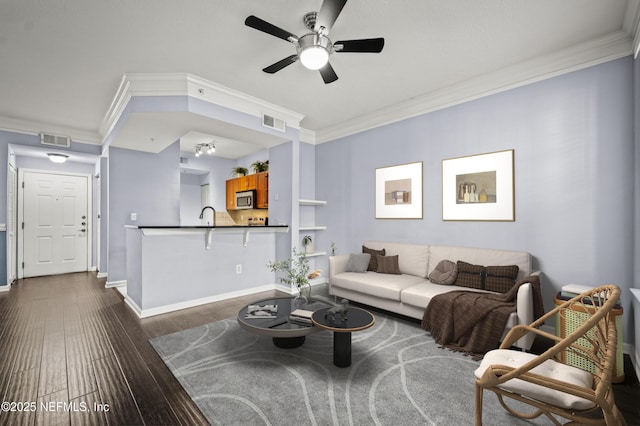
6 164 17 287
17 168 93 279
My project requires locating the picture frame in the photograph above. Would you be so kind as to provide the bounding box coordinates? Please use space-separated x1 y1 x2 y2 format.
375 161 423 219
442 149 514 221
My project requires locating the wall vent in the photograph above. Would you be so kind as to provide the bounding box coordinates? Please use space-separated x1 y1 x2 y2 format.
40 133 70 148
262 114 286 132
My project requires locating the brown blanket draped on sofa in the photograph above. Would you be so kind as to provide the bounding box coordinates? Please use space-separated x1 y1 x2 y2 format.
421 275 543 359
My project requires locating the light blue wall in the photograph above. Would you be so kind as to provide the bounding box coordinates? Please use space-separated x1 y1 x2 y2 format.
317 57 635 344
107 141 181 283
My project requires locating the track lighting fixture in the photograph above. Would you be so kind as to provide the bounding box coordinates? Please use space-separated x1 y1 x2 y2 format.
195 142 216 157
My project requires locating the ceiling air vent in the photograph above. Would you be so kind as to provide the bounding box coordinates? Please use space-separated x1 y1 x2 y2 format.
40 133 70 148
262 114 286 133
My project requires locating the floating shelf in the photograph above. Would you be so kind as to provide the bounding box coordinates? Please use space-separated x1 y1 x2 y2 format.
299 199 327 206
304 251 327 258
299 226 327 231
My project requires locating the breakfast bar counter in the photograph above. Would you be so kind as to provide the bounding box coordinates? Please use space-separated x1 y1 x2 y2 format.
124 225 288 318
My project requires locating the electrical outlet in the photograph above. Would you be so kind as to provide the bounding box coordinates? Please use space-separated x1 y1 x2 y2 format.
236 264 242 274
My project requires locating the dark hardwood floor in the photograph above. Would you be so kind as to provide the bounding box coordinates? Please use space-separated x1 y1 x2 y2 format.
0 272 638 425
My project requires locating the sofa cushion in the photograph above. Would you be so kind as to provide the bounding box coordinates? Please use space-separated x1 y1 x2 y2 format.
332 272 426 301
362 245 386 271
429 245 532 279
428 259 458 285
376 255 401 275
475 349 595 410
345 253 371 273
364 241 429 277
456 261 519 293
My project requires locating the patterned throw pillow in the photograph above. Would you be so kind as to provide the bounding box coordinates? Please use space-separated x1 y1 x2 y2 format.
455 261 519 293
485 265 520 293
362 245 386 271
376 255 401 275
455 261 484 289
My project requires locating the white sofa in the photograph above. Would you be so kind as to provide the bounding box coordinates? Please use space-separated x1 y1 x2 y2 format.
328 241 539 350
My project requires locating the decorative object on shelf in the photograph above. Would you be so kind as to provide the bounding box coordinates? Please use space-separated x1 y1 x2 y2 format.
308 269 322 280
331 241 336 256
267 248 311 306
232 166 248 177
251 160 269 173
442 149 514 221
302 235 313 254
375 161 423 219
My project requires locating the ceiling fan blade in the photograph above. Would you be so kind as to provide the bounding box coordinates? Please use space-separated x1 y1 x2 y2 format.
263 55 298 74
245 15 298 42
334 38 385 53
319 62 338 84
315 0 348 35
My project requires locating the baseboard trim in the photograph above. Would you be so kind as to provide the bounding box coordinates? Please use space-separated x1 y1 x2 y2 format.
0 284 10 292
125 284 279 319
105 280 126 288
96 272 107 279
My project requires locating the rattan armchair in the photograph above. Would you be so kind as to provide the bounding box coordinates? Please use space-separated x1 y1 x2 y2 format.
474 284 625 425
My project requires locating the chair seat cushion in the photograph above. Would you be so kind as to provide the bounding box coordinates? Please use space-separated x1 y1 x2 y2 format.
475 349 595 410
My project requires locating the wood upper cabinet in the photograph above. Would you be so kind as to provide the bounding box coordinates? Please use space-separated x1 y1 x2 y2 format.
256 172 268 209
225 179 237 211
236 174 257 192
225 172 268 210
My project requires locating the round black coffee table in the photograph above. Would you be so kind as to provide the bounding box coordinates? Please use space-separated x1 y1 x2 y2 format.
237 297 321 348
311 306 375 367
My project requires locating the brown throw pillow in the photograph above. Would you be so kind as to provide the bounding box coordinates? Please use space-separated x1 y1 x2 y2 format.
455 261 484 289
428 259 458 285
485 265 519 293
362 245 386 271
455 261 519 293
376 254 401 275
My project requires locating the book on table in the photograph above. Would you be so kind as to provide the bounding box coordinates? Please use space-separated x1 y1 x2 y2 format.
288 309 314 325
245 304 278 319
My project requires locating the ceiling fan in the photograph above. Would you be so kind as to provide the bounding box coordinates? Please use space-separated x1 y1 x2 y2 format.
244 0 384 84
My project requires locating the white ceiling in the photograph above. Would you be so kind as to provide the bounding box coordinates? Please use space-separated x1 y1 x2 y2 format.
0 0 637 159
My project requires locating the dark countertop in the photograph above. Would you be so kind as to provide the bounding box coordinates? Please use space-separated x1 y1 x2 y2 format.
133 225 288 229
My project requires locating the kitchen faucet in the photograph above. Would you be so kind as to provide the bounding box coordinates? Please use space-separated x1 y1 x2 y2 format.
199 206 216 227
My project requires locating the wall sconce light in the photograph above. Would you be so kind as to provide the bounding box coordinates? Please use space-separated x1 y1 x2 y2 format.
47 153 69 163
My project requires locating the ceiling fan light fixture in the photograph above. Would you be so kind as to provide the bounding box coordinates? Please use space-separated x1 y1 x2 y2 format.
297 33 331 70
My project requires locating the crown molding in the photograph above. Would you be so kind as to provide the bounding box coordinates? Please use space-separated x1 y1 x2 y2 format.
298 127 317 144
624 0 640 57
99 72 305 142
315 31 633 144
0 116 102 145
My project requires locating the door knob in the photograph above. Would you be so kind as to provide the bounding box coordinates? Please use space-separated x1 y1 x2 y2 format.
80 229 86 232
82 215 86 219
81 222 86 226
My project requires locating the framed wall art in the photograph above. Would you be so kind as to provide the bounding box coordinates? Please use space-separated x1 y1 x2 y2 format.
442 149 514 221
375 161 423 219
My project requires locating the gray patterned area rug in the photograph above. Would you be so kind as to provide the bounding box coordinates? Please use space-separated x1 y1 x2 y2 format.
150 313 546 425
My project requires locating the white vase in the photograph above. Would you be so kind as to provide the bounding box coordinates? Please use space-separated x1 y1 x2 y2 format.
305 243 314 254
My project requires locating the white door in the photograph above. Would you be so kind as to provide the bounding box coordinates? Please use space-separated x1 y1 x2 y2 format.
7 165 17 284
22 171 89 277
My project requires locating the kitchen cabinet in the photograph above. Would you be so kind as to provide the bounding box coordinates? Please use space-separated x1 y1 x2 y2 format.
225 172 268 210
256 172 268 208
225 179 237 210
236 174 257 191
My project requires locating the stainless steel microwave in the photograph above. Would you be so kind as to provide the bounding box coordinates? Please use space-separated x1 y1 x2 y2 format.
235 191 254 209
